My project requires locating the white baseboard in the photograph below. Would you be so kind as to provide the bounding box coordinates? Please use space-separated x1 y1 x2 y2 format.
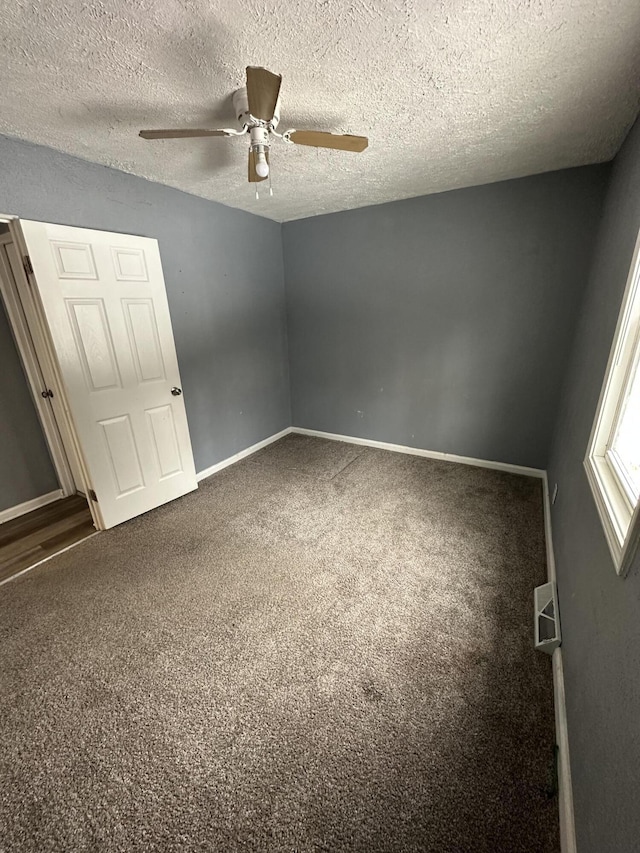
542 473 557 584
196 425 545 483
552 648 576 853
290 427 545 479
196 427 292 482
0 489 63 525
542 474 576 853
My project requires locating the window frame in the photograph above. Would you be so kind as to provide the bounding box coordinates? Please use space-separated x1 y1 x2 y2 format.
585 226 640 577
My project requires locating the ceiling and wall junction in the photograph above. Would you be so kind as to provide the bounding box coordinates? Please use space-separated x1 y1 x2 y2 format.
2 0 639 222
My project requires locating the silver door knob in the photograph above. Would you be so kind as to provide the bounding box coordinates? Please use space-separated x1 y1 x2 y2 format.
171 387 182 396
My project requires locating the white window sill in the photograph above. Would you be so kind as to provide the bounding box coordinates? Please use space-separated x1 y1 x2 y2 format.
584 454 640 577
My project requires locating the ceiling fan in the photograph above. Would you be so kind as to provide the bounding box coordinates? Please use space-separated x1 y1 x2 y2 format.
139 67 368 190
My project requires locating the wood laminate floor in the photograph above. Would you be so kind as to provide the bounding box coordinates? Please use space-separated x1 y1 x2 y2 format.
0 495 95 584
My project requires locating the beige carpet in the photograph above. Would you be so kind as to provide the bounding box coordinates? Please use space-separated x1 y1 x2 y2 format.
0 434 558 852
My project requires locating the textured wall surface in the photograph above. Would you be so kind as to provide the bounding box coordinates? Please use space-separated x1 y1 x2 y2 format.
1 0 639 221
0 296 59 512
547 118 640 853
0 133 290 482
283 165 609 469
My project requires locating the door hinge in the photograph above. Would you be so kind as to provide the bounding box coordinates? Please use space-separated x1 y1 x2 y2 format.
88 489 98 503
23 255 34 277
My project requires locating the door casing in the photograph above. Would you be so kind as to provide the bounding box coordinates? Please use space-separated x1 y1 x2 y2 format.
0 215 90 519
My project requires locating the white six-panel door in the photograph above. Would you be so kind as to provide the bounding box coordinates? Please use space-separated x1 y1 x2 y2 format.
19 220 197 529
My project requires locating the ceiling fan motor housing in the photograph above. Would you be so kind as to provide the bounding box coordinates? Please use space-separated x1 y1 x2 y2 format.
249 126 269 153
232 87 280 132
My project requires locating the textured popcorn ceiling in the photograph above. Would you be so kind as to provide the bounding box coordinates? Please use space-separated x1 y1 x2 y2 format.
2 1 640 222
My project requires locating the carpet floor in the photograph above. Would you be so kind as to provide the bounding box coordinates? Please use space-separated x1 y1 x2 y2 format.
0 434 559 852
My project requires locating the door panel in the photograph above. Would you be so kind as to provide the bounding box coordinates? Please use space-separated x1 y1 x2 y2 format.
111 247 148 280
100 414 146 496
19 221 197 529
51 241 98 279
146 405 183 479
67 299 122 391
123 299 165 382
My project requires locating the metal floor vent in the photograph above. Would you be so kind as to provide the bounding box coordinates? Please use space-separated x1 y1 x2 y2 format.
534 581 561 654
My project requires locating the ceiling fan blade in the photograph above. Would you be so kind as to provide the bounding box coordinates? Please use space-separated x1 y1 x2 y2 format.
248 148 269 183
139 129 230 139
246 66 282 122
288 130 368 152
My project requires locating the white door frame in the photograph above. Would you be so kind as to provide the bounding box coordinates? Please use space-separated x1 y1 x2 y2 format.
0 214 101 529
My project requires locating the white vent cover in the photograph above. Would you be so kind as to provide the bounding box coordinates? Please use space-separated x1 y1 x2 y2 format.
534 581 561 654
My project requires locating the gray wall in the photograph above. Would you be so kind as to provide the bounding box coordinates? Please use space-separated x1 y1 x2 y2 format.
0 134 290 500
2 118 639 849
0 296 59 510
283 167 609 469
547 117 640 853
